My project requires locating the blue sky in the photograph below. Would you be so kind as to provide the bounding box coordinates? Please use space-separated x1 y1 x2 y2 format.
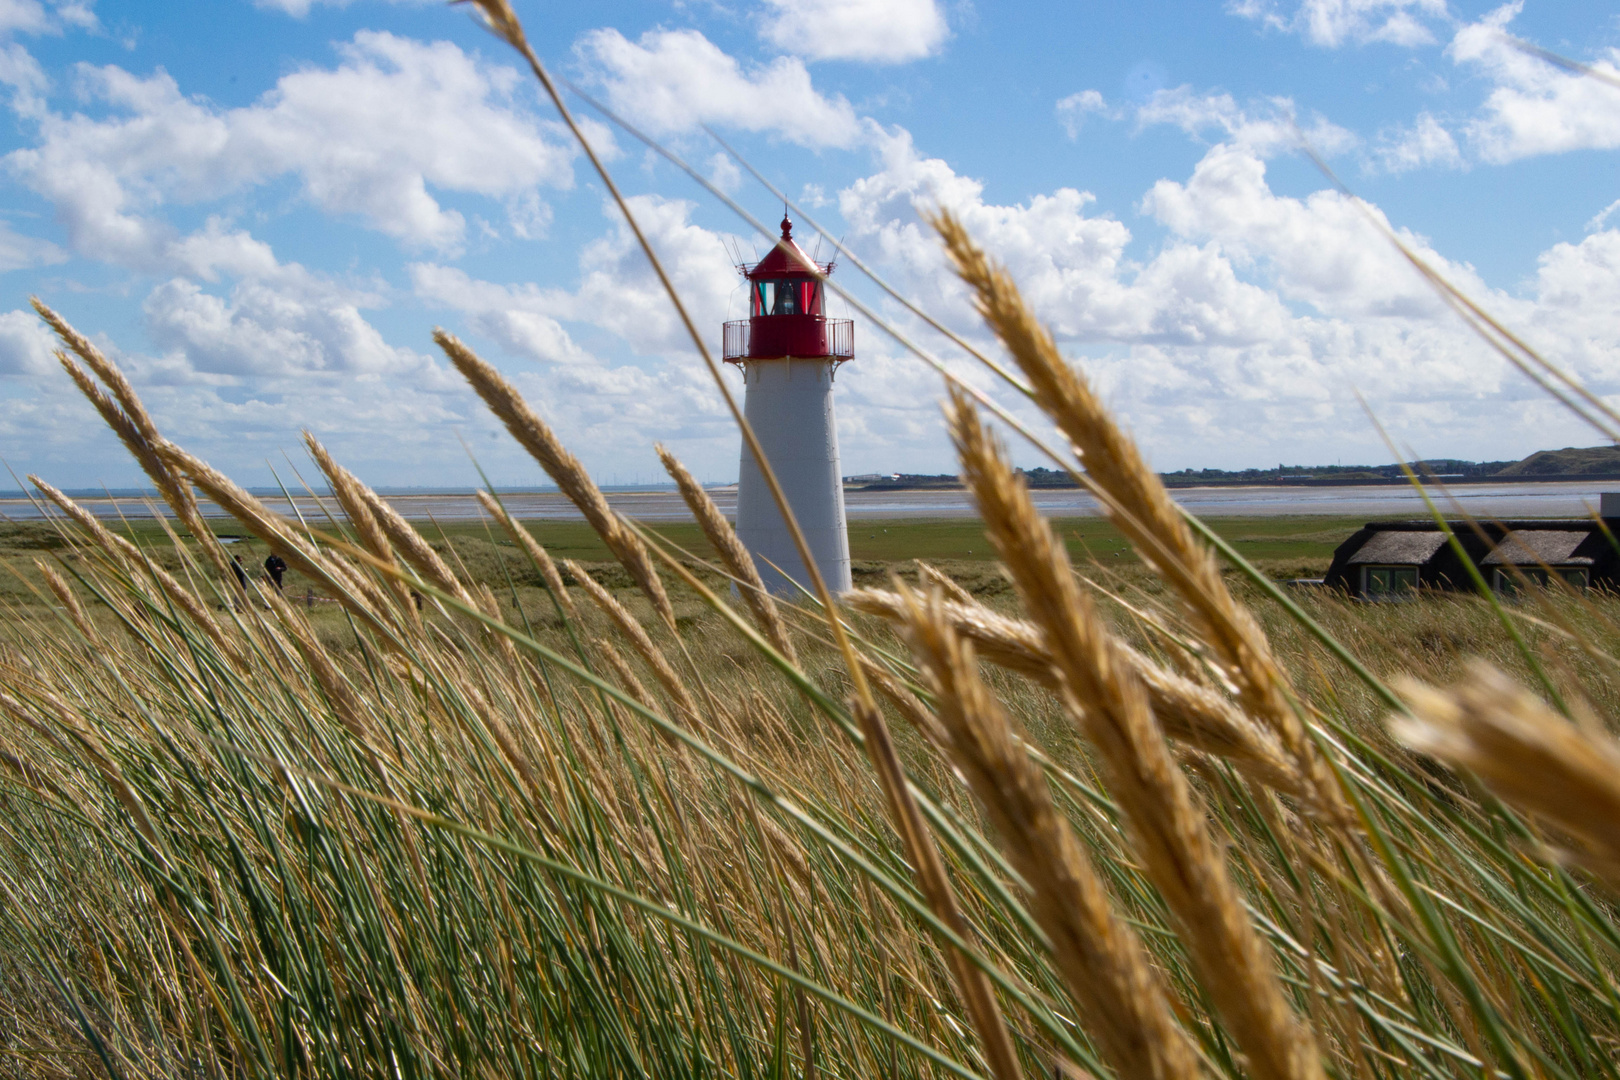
1 0 1618 490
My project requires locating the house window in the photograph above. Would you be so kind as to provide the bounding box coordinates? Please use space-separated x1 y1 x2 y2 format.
1362 565 1417 599
1493 567 1588 595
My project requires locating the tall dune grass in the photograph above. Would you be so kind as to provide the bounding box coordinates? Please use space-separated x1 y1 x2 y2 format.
7 5 1620 1078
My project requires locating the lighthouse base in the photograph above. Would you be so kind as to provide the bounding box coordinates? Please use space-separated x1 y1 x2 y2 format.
735 358 852 598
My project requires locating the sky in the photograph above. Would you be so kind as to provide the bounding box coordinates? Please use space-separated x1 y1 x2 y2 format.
0 0 1618 490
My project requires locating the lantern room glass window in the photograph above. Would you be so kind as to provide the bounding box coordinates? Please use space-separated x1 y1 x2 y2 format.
752 279 821 317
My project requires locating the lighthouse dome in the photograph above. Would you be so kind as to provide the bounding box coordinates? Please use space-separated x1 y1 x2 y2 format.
746 215 823 279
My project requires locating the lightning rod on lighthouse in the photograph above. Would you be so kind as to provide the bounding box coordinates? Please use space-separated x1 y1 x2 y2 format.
722 214 853 597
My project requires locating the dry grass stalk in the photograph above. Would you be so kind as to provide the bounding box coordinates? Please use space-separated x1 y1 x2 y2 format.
849 587 1056 685
1397 661 1620 882
33 300 230 582
0 743 66 802
55 354 187 527
454 0 524 49
597 638 659 715
474 582 523 667
917 561 976 606
562 558 702 732
263 589 374 747
657 444 796 664
593 636 694 757
422 653 547 814
261 582 438 913
948 388 1324 1080
32 301 152 444
36 561 97 644
327 547 418 636
477 701 548 812
30 477 248 670
0 686 163 850
861 657 949 747
475 490 578 619
895 585 1201 1080
756 809 813 899
847 587 1308 803
349 483 474 611
846 694 1027 1080
435 330 675 630
304 433 418 622
148 441 398 643
928 215 1333 802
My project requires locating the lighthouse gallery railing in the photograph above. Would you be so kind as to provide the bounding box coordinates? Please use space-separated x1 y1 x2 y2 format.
722 318 853 363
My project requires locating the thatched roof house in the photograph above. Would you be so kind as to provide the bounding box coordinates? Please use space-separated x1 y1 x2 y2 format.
1324 518 1619 598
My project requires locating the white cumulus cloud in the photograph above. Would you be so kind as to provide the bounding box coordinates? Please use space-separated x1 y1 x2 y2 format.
828 121 1620 469
576 28 863 149
0 0 95 37
142 278 430 380
127 219 438 381
6 31 574 262
1373 112 1462 172
840 126 1294 348
415 194 742 362
142 276 434 378
253 0 432 16
1588 199 1620 234
759 0 948 64
1135 86 1357 157
1228 0 1449 48
0 307 57 374
408 264 596 368
0 40 45 116
0 217 63 269
1141 140 1484 321
1056 90 1111 138
1450 3 1620 164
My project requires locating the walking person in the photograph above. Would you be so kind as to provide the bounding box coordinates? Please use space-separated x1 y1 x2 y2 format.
264 552 287 592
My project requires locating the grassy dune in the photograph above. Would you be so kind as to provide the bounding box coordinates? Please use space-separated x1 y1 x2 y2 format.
6 304 1620 1079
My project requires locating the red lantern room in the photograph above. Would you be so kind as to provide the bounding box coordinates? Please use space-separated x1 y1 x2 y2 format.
722 215 854 366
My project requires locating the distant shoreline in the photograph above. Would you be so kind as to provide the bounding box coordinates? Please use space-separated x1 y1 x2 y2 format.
852 472 1620 492
10 471 1620 504
4 478 1617 524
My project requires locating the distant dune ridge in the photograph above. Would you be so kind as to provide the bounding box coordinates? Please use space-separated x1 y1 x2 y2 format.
1495 444 1620 476
848 445 1620 490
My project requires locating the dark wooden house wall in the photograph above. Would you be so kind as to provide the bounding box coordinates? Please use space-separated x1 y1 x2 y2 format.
1324 521 1620 597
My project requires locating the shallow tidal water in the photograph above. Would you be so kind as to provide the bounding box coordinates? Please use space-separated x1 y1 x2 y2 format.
2 479 1613 524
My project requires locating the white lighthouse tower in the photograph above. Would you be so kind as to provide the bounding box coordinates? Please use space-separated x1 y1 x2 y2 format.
723 215 854 597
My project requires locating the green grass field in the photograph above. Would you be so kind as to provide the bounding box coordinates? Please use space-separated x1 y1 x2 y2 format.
89 511 1360 563
13 489 1620 1080
0 513 1355 617
154 512 1355 563
845 515 1352 574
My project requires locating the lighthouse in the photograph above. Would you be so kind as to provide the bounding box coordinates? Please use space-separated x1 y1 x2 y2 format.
723 215 854 597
